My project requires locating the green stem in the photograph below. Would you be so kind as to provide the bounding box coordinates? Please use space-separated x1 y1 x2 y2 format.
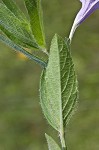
0 35 47 68
60 129 68 150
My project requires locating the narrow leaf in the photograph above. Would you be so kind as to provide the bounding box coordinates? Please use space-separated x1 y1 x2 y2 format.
40 34 78 132
2 0 27 22
0 3 39 49
0 34 47 68
45 134 61 150
24 0 46 48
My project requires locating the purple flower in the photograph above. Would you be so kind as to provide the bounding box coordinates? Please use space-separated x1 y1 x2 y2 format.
69 0 99 41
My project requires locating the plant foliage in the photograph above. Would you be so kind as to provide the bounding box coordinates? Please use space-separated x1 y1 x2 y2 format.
40 34 78 131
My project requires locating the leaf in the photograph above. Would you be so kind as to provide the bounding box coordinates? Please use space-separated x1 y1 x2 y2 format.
0 3 39 49
24 0 46 48
40 34 78 132
2 0 27 22
45 134 61 150
0 34 47 68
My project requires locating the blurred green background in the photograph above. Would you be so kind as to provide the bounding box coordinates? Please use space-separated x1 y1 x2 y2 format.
0 0 99 150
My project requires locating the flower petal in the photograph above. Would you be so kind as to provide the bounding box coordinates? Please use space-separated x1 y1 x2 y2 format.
69 0 99 41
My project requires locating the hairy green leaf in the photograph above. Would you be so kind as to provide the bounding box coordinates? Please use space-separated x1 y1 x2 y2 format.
2 0 27 22
0 3 39 49
40 34 78 132
45 134 61 150
24 0 46 48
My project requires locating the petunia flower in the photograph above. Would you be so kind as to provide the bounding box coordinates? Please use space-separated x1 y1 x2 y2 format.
69 0 99 41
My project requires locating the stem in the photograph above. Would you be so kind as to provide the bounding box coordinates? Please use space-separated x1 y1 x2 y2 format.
68 21 78 43
41 48 49 56
0 35 47 68
60 130 67 150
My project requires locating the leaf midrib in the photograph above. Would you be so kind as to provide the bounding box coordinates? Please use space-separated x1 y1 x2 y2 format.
56 35 64 133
